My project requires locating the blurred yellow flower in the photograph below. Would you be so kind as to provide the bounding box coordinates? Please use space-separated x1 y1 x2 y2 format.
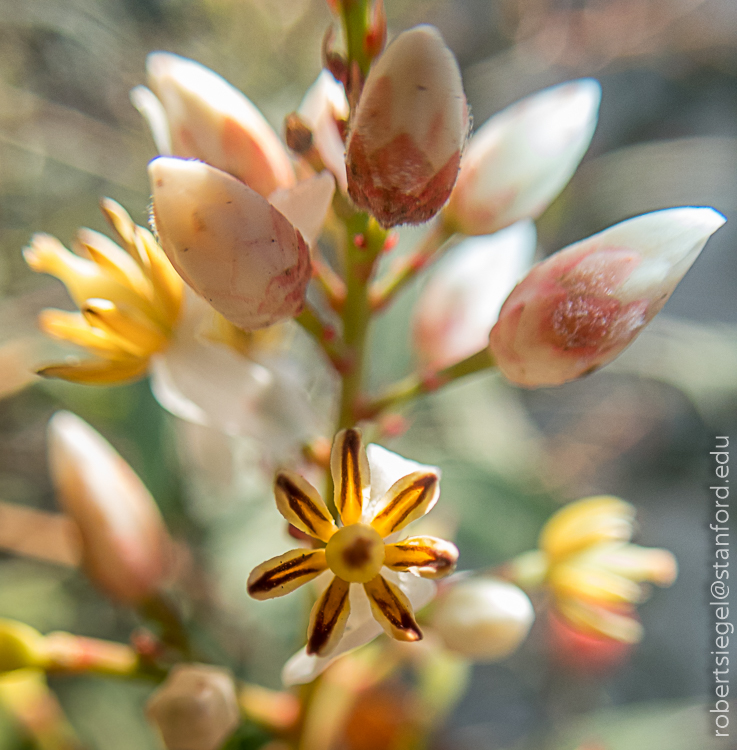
513 496 677 643
24 199 183 384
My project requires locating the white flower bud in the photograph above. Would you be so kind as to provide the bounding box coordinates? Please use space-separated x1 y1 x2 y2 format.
346 25 468 227
431 578 534 662
445 80 601 236
489 207 726 387
146 664 240 750
412 221 536 370
149 157 312 331
133 53 294 197
47 412 173 605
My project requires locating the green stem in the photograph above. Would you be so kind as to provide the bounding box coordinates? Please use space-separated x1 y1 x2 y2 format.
370 221 457 312
339 0 372 77
140 593 193 660
361 347 496 418
338 214 386 429
296 305 350 372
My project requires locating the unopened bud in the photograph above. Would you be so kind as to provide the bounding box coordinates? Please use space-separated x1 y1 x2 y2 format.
149 157 312 331
345 25 468 227
284 113 314 155
47 411 173 605
489 207 726 387
412 221 536 370
132 53 294 197
444 80 601 236
431 578 534 662
146 664 240 750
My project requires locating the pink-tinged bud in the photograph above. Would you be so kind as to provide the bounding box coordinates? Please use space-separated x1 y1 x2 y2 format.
489 207 726 387
132 53 294 197
149 157 312 331
146 664 240 750
444 80 601 236
47 411 173 605
413 221 536 370
345 25 468 228
431 578 534 662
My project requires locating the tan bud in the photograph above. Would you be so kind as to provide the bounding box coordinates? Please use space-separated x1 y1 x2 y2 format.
346 25 467 227
47 411 173 605
146 664 240 750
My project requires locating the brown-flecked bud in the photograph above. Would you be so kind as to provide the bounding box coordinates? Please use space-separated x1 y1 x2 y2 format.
489 207 726 387
146 664 240 750
47 411 173 605
345 25 468 228
149 157 313 331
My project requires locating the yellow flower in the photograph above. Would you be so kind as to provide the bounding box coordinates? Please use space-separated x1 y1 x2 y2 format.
247 428 458 658
24 199 183 384
514 496 677 643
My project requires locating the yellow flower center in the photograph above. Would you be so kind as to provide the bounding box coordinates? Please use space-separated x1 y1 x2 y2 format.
325 524 385 583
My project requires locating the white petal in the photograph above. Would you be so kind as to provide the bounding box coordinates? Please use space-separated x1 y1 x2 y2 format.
361 444 441 523
150 294 319 453
298 70 349 192
413 220 536 369
130 85 172 155
267 172 335 247
281 569 435 685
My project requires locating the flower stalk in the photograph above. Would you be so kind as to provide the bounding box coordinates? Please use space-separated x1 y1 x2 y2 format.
370 221 456 312
360 346 496 418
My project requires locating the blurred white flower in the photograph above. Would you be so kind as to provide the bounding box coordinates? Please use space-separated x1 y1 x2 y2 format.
412 221 536 370
444 80 601 236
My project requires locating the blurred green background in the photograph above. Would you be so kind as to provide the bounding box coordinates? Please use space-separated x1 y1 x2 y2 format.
1 1 736 749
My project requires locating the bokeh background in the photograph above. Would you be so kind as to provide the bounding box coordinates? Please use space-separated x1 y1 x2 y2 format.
1 1 736 749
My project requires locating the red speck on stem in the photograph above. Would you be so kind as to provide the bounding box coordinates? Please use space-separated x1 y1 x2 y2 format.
354 234 366 249
383 233 399 252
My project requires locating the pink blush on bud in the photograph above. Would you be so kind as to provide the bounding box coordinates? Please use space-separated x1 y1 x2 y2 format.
348 131 461 227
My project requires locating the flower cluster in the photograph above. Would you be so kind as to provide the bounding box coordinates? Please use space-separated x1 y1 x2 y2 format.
2 1 726 747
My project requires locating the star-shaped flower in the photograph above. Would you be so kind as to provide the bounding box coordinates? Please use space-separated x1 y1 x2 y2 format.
247 428 458 678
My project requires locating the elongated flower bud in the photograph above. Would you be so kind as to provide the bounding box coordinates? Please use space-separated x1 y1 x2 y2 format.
489 207 726 387
444 80 601 236
132 53 294 197
47 411 173 605
412 221 536 370
431 578 534 661
345 25 468 227
146 664 240 750
150 157 312 330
